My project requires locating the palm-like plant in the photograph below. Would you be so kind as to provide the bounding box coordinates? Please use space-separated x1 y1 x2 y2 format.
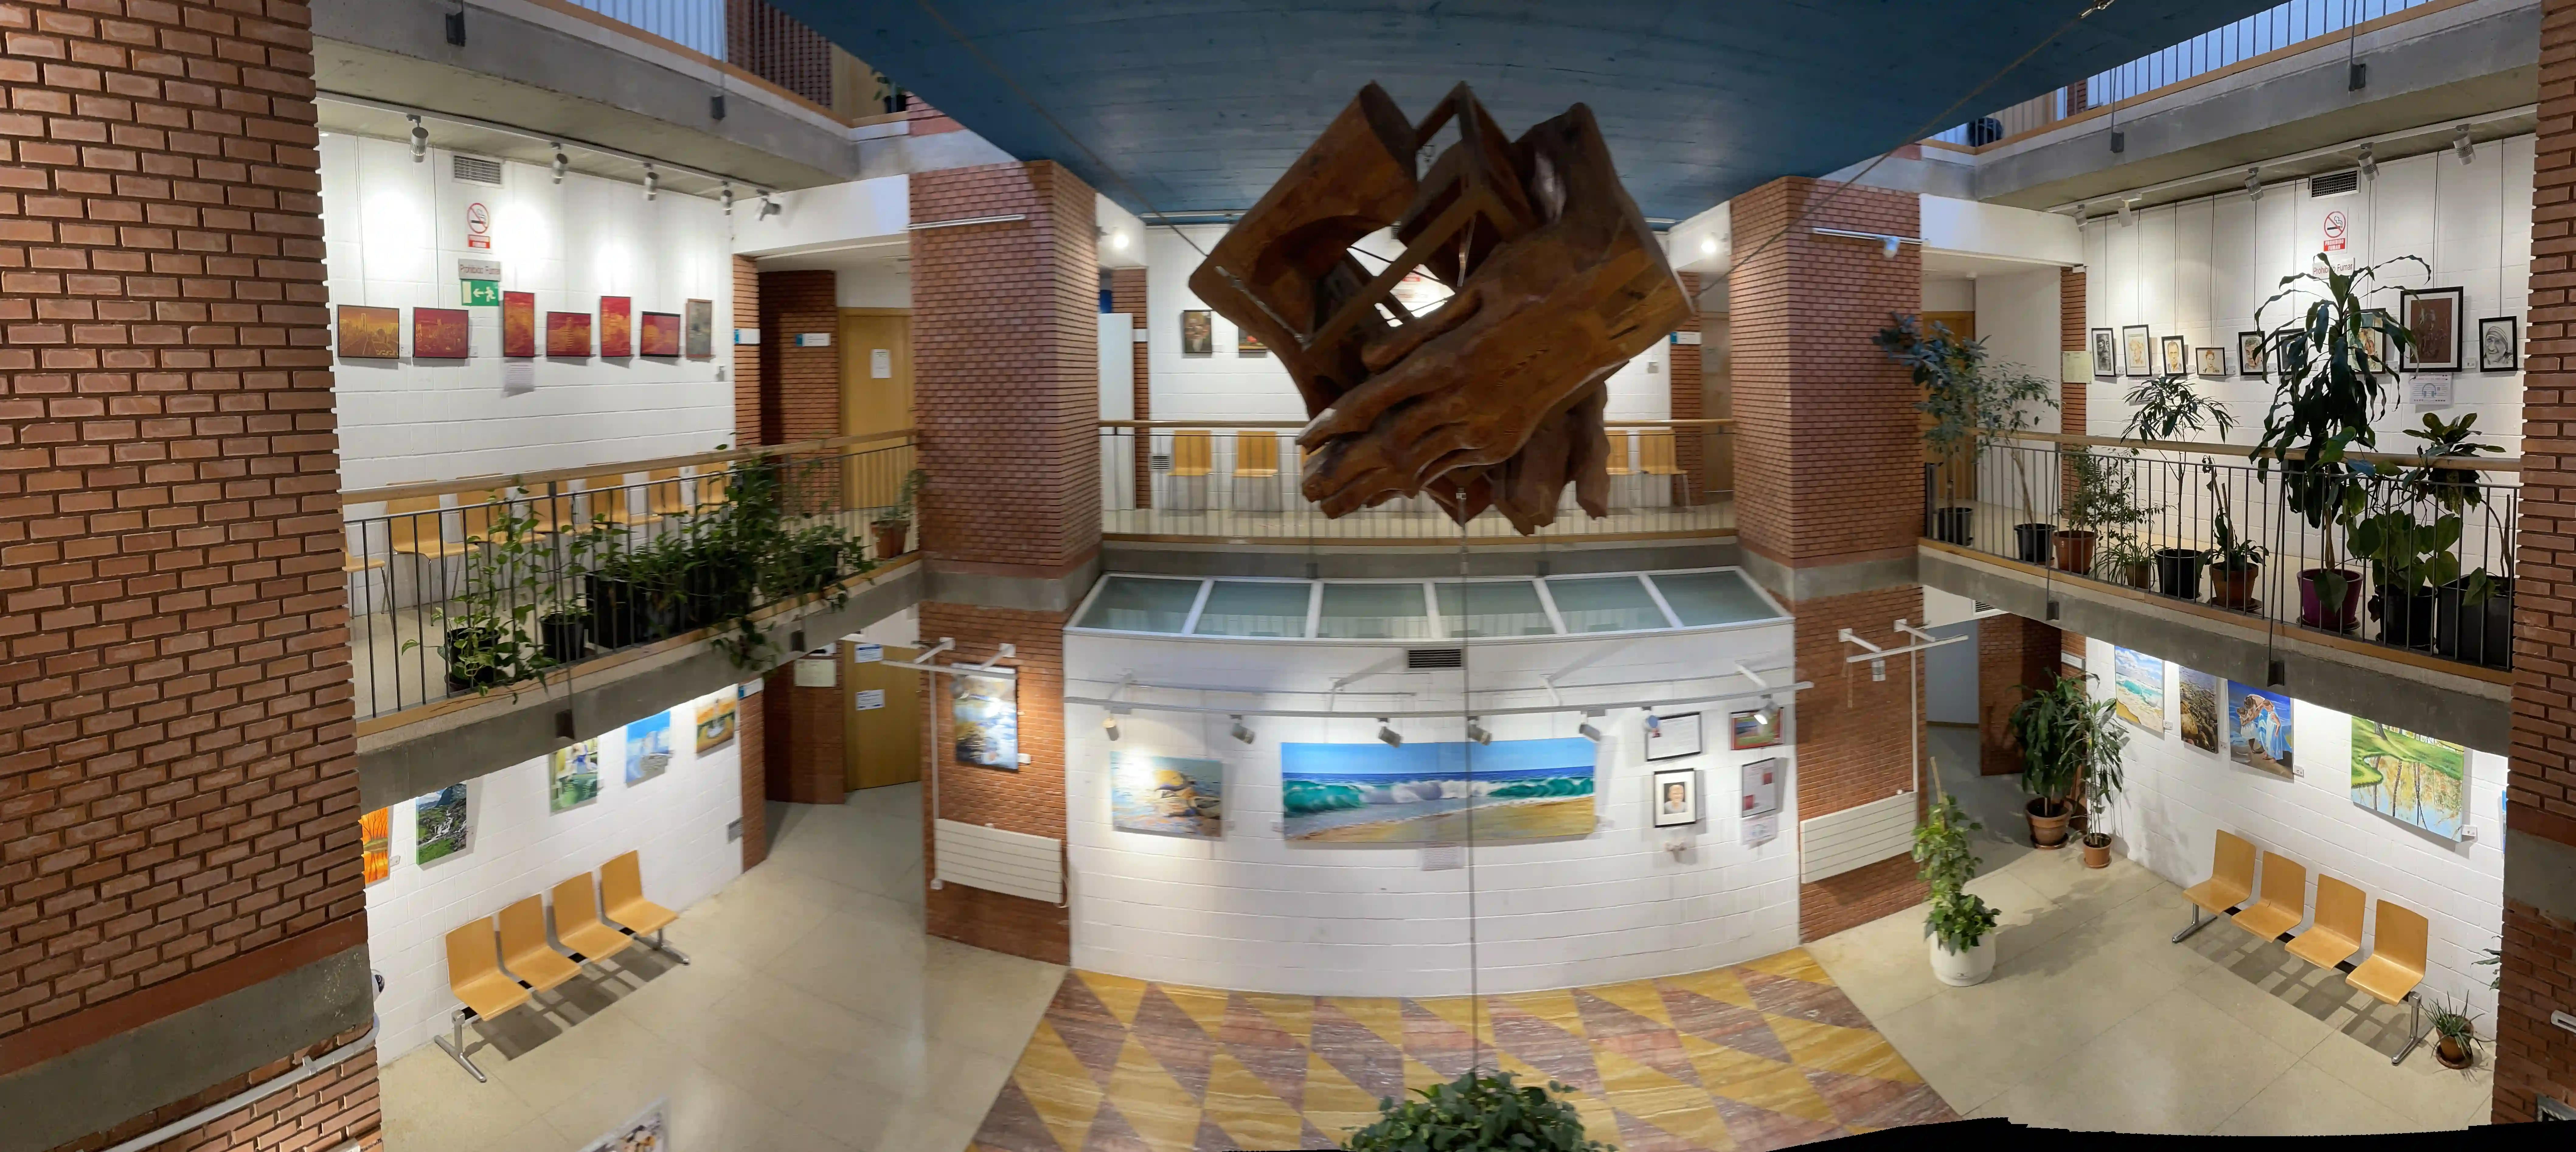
2008 674 2129 824
1880 314 2058 529
2251 255 2426 600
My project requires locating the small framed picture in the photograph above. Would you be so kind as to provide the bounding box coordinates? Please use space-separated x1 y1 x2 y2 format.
2089 328 2116 377
2161 335 2188 376
1730 706 1782 750
1651 769 1699 828
1645 711 1703 761
1237 326 1269 356
2195 345 2225 377
2479 316 2519 373
2122 325 2153 378
1180 310 1212 355
1740 757 1783 819
2402 286 2464 371
2237 331 2267 378
2362 308 2397 373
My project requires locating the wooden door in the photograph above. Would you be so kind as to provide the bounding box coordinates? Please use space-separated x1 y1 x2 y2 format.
839 309 912 509
1919 311 1977 503
846 644 922 790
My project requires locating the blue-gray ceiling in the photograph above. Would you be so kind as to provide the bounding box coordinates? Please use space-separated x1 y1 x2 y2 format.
774 1 2284 220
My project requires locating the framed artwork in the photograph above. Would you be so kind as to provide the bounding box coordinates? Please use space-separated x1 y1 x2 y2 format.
2160 335 2188 376
2237 331 2267 378
336 305 399 359
640 311 682 357
2479 316 2519 372
2177 666 2221 754
1651 768 1699 828
953 673 1019 769
2122 325 2153 377
576 1099 666 1152
2402 286 2463 371
2194 345 2225 378
1644 711 1703 762
1740 758 1782 818
1730 706 1782 750
624 711 672 785
1180 310 1212 355
2111 647 2164 734
2350 717 2466 841
1237 326 1268 356
414 784 468 865
1110 750 1224 838
2227 681 2293 780
502 292 536 357
685 299 714 358
546 311 592 357
361 807 390 886
549 738 601 813
599 296 633 356
413 307 469 360
694 692 737 754
2361 308 2396 373
2089 328 2116 377
1281 738 1595 842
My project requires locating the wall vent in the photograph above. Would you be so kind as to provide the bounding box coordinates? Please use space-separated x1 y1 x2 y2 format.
1972 600 1993 613
451 154 505 187
2309 169 2360 198
1407 647 1465 670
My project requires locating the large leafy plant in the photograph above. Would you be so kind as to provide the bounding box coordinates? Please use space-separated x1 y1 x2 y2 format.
2008 673 2128 818
2122 373 2236 442
1879 314 2057 524
2251 255 2425 597
1913 789 1998 953
407 490 555 693
1343 1069 1609 1152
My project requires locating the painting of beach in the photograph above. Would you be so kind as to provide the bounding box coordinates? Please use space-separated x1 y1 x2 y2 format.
2177 666 2221 753
1281 737 1595 843
2228 681 2293 779
2351 718 2466 841
1110 751 1223 838
2112 647 2164 734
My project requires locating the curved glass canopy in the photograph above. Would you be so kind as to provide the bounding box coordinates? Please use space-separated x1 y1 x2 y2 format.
1069 568 1788 641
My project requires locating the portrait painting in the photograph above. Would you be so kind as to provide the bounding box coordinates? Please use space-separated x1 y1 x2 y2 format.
547 311 592 357
1651 768 1699 828
337 305 400 359
2238 331 2267 378
2195 345 2225 378
2403 286 2463 371
640 312 681 357
2090 328 2116 376
503 292 536 357
2480 316 2519 373
1181 309 1212 355
599 296 633 357
2161 335 2188 376
2122 325 2153 377
412 307 469 360
685 299 714 358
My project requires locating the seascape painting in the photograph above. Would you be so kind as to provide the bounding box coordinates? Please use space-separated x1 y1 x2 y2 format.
2177 666 2221 754
1281 737 1595 843
953 674 1018 769
1109 751 1223 838
2228 681 2294 779
2111 647 2164 734
2351 718 2467 841
624 711 672 785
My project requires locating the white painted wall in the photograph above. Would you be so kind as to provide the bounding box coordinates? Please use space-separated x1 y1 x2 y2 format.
364 685 747 1060
2082 637 2503 1022
839 263 911 308
1976 268 2062 388
1925 620 1977 726
1922 196 2083 267
1061 621 1801 997
322 137 735 491
731 175 909 258
1922 278 1975 312
2082 138 2533 451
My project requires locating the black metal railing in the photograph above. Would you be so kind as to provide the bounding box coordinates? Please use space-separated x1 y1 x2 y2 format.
347 439 919 720
1926 438 2517 671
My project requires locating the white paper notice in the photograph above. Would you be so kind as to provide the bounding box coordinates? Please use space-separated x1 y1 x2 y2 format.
870 348 892 379
1741 815 1778 847
793 658 835 688
849 642 884 664
502 361 535 394
853 689 885 711
2408 373 2454 408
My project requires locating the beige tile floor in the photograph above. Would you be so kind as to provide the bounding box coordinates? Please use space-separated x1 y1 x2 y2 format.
377 784 1066 1152
1806 728 2495 1135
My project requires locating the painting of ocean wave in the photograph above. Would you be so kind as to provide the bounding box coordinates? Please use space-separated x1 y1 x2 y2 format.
1281 738 1597 843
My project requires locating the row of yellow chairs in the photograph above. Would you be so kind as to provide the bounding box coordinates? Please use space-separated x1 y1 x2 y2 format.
2176 830 2431 1065
383 469 727 560
434 850 684 1082
1159 429 1684 480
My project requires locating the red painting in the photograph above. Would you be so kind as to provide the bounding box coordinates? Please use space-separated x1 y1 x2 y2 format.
599 296 632 357
502 292 536 357
336 305 399 359
640 311 681 357
413 307 470 360
547 311 592 358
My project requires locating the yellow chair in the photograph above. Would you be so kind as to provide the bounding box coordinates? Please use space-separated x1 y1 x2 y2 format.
1603 432 1634 477
387 495 469 560
2173 830 2257 942
2348 900 2431 1065
1232 431 1282 511
1166 429 1213 511
601 850 689 963
495 894 582 994
1639 429 1681 476
2231 852 2308 942
550 874 632 966
436 919 532 1083
643 468 688 518
582 473 642 526
694 469 731 512
2286 875 2366 970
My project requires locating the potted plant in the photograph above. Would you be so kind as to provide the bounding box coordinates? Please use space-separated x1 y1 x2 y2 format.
2428 997 2481 1070
2349 488 2457 650
2119 373 2226 601
2397 414 2512 666
406 491 552 694
2008 673 2126 849
1343 1069 1607 1152
2201 460 2268 612
2059 446 2153 576
2078 718 2129 869
2098 531 2155 588
1913 788 1999 986
1879 316 2056 553
873 468 925 559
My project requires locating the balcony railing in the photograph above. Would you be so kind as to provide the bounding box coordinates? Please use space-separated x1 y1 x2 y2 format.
1925 433 2517 671
1099 421 1735 544
345 433 918 722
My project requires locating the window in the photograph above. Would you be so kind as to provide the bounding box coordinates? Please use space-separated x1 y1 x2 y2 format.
1192 581 1310 638
1316 583 1432 640
1648 570 1777 627
1546 575 1671 632
1074 576 1201 633
1434 581 1553 638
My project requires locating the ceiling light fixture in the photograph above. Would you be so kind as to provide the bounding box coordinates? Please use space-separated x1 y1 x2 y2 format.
408 115 427 162
1466 718 1493 746
1698 233 1717 257
1642 710 1662 738
2358 142 2378 180
2117 197 2137 227
2073 201 2089 231
550 145 568 184
2454 124 2475 165
720 182 735 216
1229 715 1255 745
2244 167 2263 201
758 191 781 219
643 164 659 201
1577 709 1606 743
1880 235 1902 259
1377 719 1402 748
1102 713 1121 742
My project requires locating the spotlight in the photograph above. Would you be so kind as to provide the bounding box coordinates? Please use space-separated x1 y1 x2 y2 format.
551 145 567 184
2073 201 2089 232
408 115 427 163
758 191 781 220
2244 168 2262 201
1880 235 1901 259
1102 713 1120 742
1110 231 1130 251
1466 718 1493 746
2454 125 2475 165
2117 197 2137 227
1698 233 1717 257
720 182 735 216
1578 709 1606 743
1756 696 1783 733
2358 142 2377 181
1377 719 1402 748
643 164 659 202
1229 715 1255 745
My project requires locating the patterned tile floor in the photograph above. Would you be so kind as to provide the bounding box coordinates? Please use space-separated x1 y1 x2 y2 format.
967 949 1954 1151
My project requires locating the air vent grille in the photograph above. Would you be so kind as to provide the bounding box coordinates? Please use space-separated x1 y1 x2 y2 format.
452 155 504 187
1972 601 1994 613
1407 647 1464 670
2309 169 2360 198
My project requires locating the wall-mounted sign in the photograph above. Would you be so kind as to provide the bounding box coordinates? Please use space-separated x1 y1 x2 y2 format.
733 328 760 346
458 258 502 304
793 658 836 688
870 348 892 378
2408 373 2454 408
853 689 885 711
849 643 883 664
465 201 492 250
457 258 502 281
1671 331 1703 345
1740 757 1783 819
794 332 832 348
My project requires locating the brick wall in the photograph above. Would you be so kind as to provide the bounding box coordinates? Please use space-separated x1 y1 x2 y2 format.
732 255 759 446
1802 853 1926 944
756 269 836 446
916 603 1069 963
2497 900 2576 1122
1788 586 1929 940
738 686 767 870
1977 614 2060 776
724 0 832 108
762 663 844 805
2059 267 2087 435
1671 271 1705 504
44 1023 378 1152
1109 266 1148 508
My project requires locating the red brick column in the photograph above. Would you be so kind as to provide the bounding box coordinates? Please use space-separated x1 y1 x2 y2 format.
757 269 837 445
1670 271 1705 505
733 255 761 446
2498 0 2576 1122
1977 615 2061 776
739 686 768 870
908 161 1099 964
2060 267 2087 436
762 664 845 805
1109 266 1148 508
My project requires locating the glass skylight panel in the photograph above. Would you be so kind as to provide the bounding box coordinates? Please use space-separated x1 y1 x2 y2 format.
1545 575 1670 632
1191 581 1311 637
1435 580 1554 638
1074 576 1201 633
1648 570 1779 627
1315 582 1432 640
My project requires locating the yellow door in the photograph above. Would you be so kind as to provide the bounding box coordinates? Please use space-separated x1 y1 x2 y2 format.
846 644 922 790
1918 311 1977 502
840 309 912 509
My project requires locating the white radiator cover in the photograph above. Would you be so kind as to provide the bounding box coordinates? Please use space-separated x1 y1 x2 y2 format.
934 818 1064 904
1799 791 1918 883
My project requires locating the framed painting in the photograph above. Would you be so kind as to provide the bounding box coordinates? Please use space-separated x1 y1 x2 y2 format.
2479 315 2518 373
954 674 1018 769
412 307 469 360
1110 751 1224 838
624 711 672 785
2228 681 2293 780
414 784 469 865
640 311 681 357
2089 328 2116 377
548 739 601 813
361 807 390 886
2350 717 2466 841
546 311 592 357
2194 345 2225 377
2177 666 2221 754
1644 711 1703 762
1236 326 1269 356
1180 310 1212 355
2160 335 2188 376
337 305 399 359
2112 646 2165 734
685 299 714 358
1730 706 1783 750
695 691 737 754
2361 308 2396 373
1651 768 1699 828
599 296 633 356
502 292 536 357
1281 738 1594 843
2402 286 2463 371
2237 331 2267 378
2122 325 2153 377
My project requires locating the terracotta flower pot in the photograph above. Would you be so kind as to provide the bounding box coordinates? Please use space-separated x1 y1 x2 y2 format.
871 519 911 560
2081 835 2111 869
2436 1036 2472 1070
2054 529 2097 574
2026 798 2071 849
2210 562 2259 611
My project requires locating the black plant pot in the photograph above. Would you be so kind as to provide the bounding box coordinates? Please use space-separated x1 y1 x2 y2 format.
2435 577 2513 668
2373 584 2439 650
443 624 508 693
682 567 755 631
1931 506 1974 546
793 542 842 595
585 574 655 648
540 612 587 664
2154 548 2206 601
2013 522 2055 565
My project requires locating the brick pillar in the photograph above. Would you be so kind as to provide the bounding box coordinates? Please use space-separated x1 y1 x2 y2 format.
0 3 379 1149
1977 615 2061 776
1109 266 1149 508
739 686 768 869
908 161 1099 965
762 664 845 805
2498 0 2576 1122
2059 267 2087 437
733 255 760 446
1730 177 1930 940
1671 271 1705 504
757 269 837 445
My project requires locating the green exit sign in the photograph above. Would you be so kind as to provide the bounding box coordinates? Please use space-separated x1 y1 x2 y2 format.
461 279 499 306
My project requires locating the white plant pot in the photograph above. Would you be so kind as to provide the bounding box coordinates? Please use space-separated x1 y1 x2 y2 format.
1930 934 1996 987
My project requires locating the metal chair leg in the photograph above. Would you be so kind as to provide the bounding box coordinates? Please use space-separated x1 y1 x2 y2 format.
2392 991 2426 1066
647 928 691 965
2172 907 2214 943
432 1008 488 1083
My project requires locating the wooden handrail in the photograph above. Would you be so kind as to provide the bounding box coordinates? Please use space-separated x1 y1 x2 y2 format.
2001 430 2521 474
1098 418 1736 430
343 429 917 505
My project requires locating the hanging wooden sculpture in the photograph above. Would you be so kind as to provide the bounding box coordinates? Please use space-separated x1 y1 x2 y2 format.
1189 83 1689 533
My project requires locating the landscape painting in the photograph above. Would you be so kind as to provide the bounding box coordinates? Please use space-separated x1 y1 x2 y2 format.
503 292 536 357
2112 647 2165 734
2177 666 2221 753
415 784 468 865
412 307 469 359
694 692 736 754
641 311 681 357
1109 751 1223 839
547 311 592 357
599 296 633 356
2351 718 2467 841
337 305 399 359
685 299 714 358
550 738 601 812
624 711 672 785
2228 681 2294 779
953 674 1018 769
1281 737 1595 844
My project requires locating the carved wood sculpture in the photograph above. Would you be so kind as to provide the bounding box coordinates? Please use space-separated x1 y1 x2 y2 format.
1189 83 1689 533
